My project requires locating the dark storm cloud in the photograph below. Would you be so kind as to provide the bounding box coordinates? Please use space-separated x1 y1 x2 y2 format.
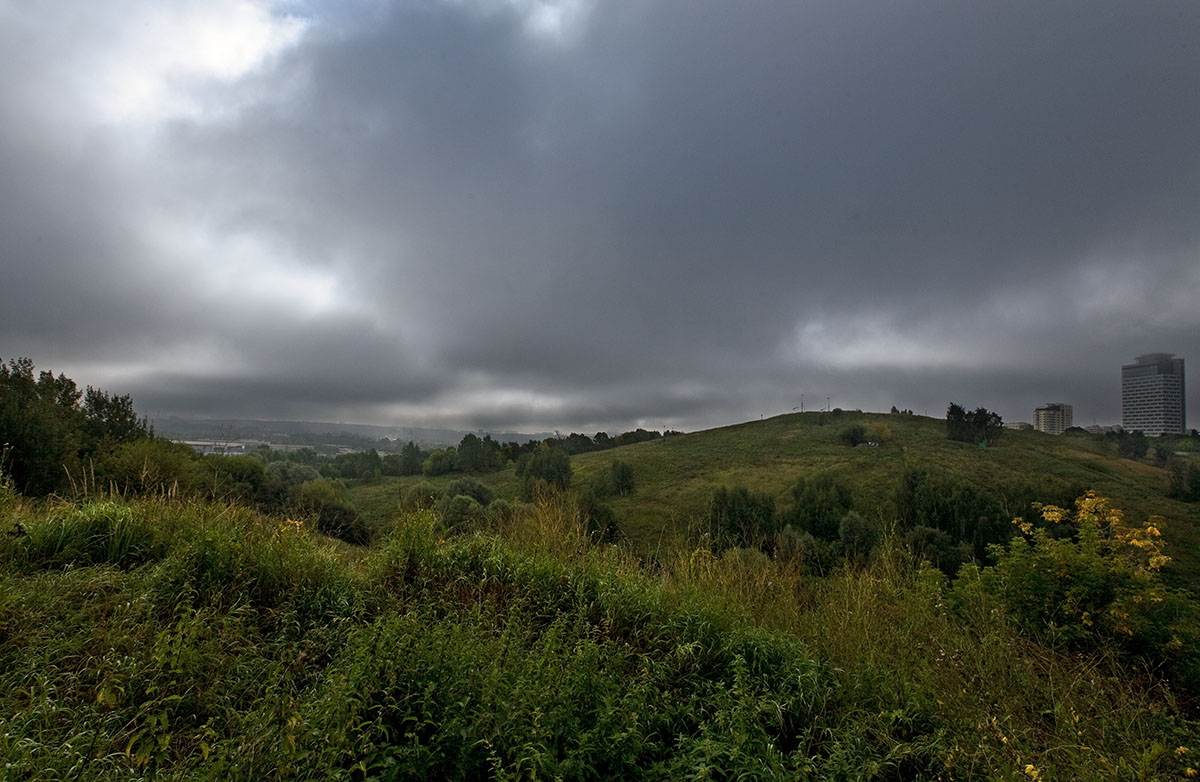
2 0 1198 431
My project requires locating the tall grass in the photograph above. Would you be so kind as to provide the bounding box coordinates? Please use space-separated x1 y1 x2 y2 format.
1 492 1196 779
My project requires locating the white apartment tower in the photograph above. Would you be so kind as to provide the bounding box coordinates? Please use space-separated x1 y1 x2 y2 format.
1121 354 1186 436
1033 402 1073 435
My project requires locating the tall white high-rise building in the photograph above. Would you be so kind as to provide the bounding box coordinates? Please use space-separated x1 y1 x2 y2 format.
1121 354 1186 436
1033 402 1073 435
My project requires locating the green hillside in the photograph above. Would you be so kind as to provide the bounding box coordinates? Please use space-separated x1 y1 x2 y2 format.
355 411 1200 583
570 412 1200 578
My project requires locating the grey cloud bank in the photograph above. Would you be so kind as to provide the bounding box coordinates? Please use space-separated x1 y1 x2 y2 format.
1 0 1197 434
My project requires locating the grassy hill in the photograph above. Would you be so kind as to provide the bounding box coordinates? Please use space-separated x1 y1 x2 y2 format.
354 411 1200 584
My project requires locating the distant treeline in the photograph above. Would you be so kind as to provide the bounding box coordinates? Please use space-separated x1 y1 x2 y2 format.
317 427 681 481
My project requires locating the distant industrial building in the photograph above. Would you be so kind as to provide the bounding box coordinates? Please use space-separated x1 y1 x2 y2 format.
1005 421 1033 431
1121 353 1186 436
1033 403 1073 435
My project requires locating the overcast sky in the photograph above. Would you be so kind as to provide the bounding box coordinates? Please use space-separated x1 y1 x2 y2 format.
2 0 1198 434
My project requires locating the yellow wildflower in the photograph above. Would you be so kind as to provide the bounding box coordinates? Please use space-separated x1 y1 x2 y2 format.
1024 764 1040 779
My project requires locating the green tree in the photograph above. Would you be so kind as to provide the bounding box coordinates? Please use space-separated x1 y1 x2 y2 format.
610 460 635 497
515 448 572 499
422 448 458 477
707 485 777 550
838 424 866 447
787 474 853 540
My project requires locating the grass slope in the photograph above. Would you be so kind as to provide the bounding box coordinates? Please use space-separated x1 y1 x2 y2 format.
567 412 1200 581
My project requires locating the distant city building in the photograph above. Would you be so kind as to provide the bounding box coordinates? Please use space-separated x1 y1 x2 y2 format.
1085 424 1122 435
1121 353 1186 436
1033 403 1073 435
1005 421 1033 431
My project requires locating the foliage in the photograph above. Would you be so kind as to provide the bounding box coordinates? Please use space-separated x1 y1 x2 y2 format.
401 481 443 510
577 485 620 543
0 357 150 495
786 473 853 540
438 493 486 532
188 455 265 503
296 478 370 545
1166 457 1200 502
894 467 1013 559
945 403 1003 446
867 421 892 444
456 433 505 473
1113 430 1150 460
838 424 867 447
905 525 973 576
422 448 459 477
837 511 878 563
707 485 777 550
95 438 197 496
1 495 1197 779
515 448 572 500
610 459 635 497
444 475 494 507
952 492 1200 689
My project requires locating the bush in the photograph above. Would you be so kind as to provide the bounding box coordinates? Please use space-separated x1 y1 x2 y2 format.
444 476 494 507
610 460 635 497
189 455 265 503
515 449 572 500
905 526 972 576
422 449 458 477
707 485 776 551
838 511 878 563
787 474 853 540
95 439 196 496
439 494 485 532
1166 457 1200 501
774 526 834 574
950 493 1200 689
297 479 369 545
838 425 866 447
402 481 443 510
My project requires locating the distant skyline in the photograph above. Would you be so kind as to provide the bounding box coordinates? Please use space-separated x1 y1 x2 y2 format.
2 1 1197 434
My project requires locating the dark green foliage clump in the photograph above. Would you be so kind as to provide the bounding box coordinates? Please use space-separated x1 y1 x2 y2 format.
515 448 572 499
838 425 866 447
786 474 853 540
945 403 1003 446
0 357 152 495
610 459 635 497
1167 457 1200 501
707 485 776 550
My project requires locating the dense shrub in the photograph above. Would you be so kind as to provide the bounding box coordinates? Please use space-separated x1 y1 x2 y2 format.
439 494 485 532
95 438 196 496
402 481 443 510
444 476 494 506
610 460 635 497
786 474 853 540
515 449 572 500
838 425 866 447
707 485 777 550
951 493 1200 690
189 455 266 503
296 479 370 545
1166 457 1200 501
838 511 878 563
422 448 458 477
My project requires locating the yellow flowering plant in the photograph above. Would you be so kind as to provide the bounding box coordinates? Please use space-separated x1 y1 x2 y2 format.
951 493 1200 690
